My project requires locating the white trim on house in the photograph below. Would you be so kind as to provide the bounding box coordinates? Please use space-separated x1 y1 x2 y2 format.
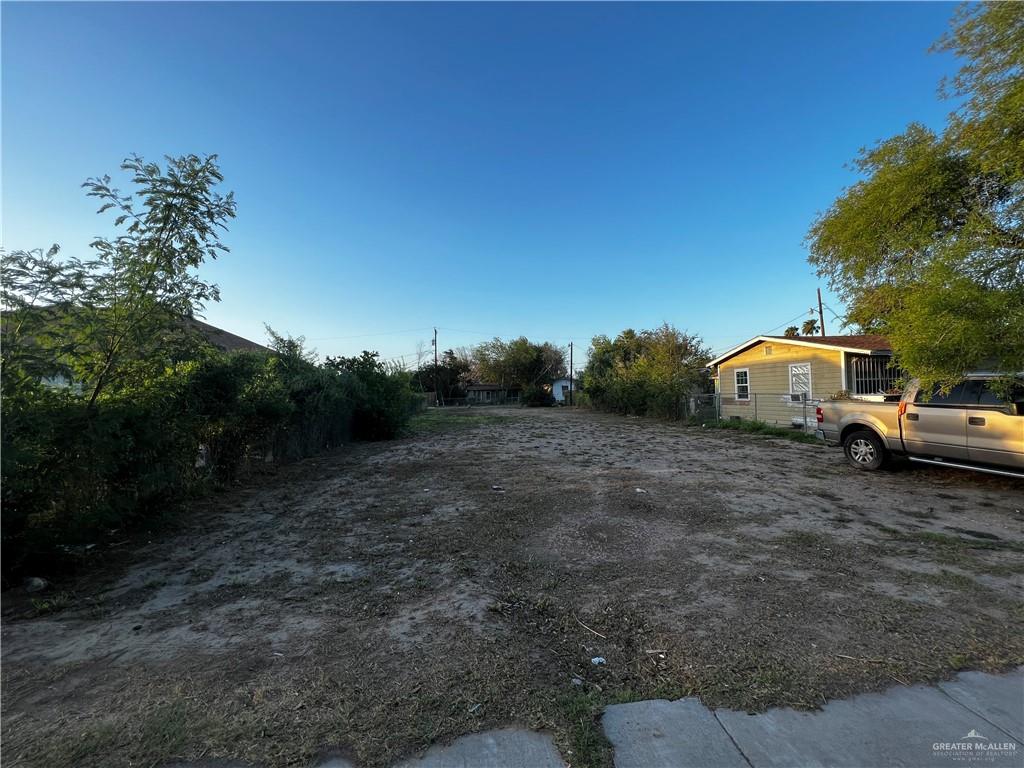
839 350 847 394
734 368 750 401
707 335 890 368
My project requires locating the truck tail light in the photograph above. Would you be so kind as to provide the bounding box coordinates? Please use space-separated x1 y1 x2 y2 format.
815 406 824 423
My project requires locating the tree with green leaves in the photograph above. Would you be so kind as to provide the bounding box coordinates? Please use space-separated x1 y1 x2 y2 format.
1 154 237 404
807 2 1023 388
800 318 820 336
324 350 419 439
783 326 799 338
472 337 566 389
411 349 472 399
583 324 711 418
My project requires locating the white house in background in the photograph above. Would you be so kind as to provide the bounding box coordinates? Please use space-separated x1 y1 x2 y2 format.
551 377 579 404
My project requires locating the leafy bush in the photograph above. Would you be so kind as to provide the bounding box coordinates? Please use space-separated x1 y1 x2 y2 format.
410 349 473 401
583 324 712 419
1 346 420 580
569 390 591 408
326 351 421 440
521 383 555 407
1 379 200 574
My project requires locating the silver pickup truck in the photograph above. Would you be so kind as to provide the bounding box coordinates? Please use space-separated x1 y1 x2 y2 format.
816 374 1024 478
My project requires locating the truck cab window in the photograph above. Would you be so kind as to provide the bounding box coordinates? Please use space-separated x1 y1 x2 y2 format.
960 379 1024 408
915 381 971 406
977 381 1004 407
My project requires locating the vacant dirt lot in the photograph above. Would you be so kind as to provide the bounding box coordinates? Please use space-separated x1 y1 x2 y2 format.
3 407 1023 767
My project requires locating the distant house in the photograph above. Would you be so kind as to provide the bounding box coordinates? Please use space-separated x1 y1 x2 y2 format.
466 383 521 405
551 377 579 404
188 319 269 353
2 308 269 391
707 335 896 426
3 307 268 355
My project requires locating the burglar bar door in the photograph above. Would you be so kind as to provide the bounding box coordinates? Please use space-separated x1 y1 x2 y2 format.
789 363 812 398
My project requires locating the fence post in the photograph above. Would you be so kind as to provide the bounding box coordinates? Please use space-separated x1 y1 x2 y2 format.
753 393 758 422
802 393 807 432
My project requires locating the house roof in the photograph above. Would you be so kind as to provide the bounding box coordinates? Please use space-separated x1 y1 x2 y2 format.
765 334 891 351
466 383 521 391
707 334 891 368
2 307 269 354
188 318 269 353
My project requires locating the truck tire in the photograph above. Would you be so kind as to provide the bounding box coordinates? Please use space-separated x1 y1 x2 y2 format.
843 429 888 471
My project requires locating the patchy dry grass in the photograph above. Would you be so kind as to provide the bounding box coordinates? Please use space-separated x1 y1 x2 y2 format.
700 417 823 444
406 408 512 435
3 407 1022 768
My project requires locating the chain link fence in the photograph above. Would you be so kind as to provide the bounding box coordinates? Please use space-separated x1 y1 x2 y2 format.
719 392 820 431
423 390 818 432
427 394 522 407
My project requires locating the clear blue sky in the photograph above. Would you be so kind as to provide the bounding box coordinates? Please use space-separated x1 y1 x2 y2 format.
3 1 960 366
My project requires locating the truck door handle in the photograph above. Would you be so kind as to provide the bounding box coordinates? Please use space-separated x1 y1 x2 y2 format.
968 416 986 426
905 413 919 421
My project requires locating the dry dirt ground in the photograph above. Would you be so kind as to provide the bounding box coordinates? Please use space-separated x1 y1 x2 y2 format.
3 407 1023 768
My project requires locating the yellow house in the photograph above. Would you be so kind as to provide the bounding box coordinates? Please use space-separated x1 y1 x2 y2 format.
707 335 894 426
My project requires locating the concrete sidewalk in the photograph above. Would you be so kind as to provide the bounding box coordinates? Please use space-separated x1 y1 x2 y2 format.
378 668 1022 768
603 668 1023 768
171 668 1023 768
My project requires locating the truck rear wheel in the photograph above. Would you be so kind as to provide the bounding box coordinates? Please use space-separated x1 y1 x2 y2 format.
843 429 888 471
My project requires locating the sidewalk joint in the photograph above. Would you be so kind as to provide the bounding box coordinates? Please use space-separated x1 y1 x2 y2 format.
712 709 755 768
935 684 1022 743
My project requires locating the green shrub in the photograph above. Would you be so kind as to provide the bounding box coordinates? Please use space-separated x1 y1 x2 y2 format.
1 379 199 574
583 325 712 419
325 351 421 440
569 390 591 408
521 383 554 407
1 345 420 579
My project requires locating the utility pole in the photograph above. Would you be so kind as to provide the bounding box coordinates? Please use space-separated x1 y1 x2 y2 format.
568 342 574 406
817 287 826 337
432 328 438 406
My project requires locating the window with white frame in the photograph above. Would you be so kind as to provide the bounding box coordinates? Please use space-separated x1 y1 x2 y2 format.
734 368 750 400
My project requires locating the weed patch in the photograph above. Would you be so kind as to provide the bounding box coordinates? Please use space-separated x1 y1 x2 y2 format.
407 409 512 435
30 591 73 616
700 419 822 445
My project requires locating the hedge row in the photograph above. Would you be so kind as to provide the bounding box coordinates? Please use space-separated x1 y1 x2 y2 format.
0 349 420 578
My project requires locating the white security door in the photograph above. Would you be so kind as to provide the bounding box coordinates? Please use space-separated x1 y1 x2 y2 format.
789 363 812 398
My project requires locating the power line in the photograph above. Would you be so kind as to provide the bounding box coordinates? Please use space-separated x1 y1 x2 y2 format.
761 309 817 336
306 326 434 341
710 309 815 355
437 326 595 344
822 303 845 323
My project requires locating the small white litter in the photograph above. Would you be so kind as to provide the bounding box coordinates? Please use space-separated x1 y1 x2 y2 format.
591 656 606 665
